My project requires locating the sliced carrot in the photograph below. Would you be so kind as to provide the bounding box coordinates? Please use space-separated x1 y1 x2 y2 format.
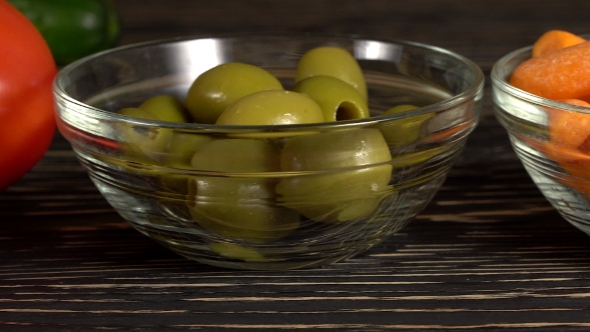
539 99 590 197
545 143 590 197
527 137 590 197
559 99 590 107
510 41 590 101
513 30 590 198
548 99 590 150
532 30 586 57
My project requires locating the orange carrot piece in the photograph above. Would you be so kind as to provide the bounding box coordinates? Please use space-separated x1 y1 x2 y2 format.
548 147 590 197
515 30 590 198
510 41 590 101
532 30 586 57
541 99 590 197
548 99 590 150
542 139 590 198
560 99 590 107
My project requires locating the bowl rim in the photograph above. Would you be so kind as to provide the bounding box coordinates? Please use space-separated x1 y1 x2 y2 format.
491 44 590 115
54 33 485 132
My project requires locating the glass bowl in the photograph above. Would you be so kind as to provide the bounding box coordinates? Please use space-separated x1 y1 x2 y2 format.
54 34 484 270
492 45 590 236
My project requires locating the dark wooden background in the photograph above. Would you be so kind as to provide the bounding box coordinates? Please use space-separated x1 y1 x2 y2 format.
2 0 590 330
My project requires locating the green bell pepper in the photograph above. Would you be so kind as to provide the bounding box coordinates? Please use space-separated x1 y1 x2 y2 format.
8 0 120 65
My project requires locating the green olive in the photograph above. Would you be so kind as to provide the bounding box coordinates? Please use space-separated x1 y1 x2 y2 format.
138 94 190 123
208 242 268 262
215 90 324 126
185 62 284 124
154 132 214 195
276 128 394 222
163 132 213 169
187 138 300 242
292 75 369 122
276 167 393 222
189 187 301 243
391 146 448 170
116 107 195 195
118 106 159 120
116 107 172 163
279 128 392 170
295 46 367 101
190 138 281 172
378 104 433 146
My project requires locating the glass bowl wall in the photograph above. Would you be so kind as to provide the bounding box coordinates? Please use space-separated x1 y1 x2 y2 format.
492 45 590 236
54 35 484 270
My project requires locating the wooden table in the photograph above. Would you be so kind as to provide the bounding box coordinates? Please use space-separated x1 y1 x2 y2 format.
2 1 590 330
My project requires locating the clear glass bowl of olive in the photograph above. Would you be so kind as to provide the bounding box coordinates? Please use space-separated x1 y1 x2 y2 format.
54 35 484 270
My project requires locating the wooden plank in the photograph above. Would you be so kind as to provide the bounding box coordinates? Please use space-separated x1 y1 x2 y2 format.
2 0 590 330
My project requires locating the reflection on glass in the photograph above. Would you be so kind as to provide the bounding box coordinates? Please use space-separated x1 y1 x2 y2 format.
178 38 228 80
355 40 403 62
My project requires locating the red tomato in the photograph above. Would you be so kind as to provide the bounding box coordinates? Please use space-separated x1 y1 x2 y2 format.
0 0 57 191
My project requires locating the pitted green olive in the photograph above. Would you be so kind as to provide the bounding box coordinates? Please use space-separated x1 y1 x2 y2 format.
276 128 394 222
155 132 214 194
138 94 190 123
190 138 281 172
292 75 369 122
115 107 193 195
279 128 392 170
276 167 393 222
188 138 300 242
185 62 284 124
385 104 418 114
295 46 367 101
189 187 301 243
117 107 172 163
208 242 268 262
163 132 213 169
215 90 324 126
118 107 159 120
378 104 433 146
390 146 449 182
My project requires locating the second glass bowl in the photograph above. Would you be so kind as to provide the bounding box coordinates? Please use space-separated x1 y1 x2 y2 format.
492 44 590 236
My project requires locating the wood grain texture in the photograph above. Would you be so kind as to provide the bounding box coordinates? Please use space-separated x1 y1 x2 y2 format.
2 0 590 330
